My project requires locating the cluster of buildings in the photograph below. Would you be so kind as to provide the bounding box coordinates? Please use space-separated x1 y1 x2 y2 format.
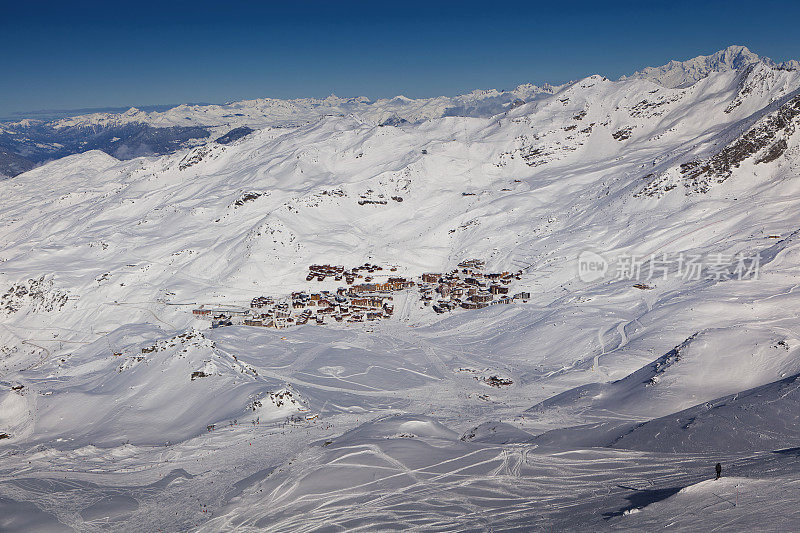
287 285 396 325
306 263 399 285
191 260 529 329
417 259 529 313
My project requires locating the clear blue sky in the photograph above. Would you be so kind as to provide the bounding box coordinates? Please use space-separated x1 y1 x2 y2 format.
2 0 799 116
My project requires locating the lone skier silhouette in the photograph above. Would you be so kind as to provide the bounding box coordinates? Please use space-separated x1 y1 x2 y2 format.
715 463 722 480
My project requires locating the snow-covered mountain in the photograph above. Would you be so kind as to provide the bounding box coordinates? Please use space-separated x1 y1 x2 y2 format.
3 46 800 530
621 44 799 88
47 84 559 129
0 84 557 178
1 44 793 181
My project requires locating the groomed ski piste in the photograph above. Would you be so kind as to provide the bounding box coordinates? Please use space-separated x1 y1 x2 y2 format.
3 45 800 531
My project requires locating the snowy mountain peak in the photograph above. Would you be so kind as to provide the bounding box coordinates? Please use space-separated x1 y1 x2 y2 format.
621 45 775 88
705 44 762 67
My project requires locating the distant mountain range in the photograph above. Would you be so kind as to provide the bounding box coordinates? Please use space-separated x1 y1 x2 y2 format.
4 45 792 178
0 103 194 123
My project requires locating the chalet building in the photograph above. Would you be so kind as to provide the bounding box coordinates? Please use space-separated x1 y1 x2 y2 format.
458 259 485 270
471 292 493 303
251 296 273 308
192 309 212 316
352 283 378 293
212 316 233 328
489 285 509 295
308 264 345 280
296 310 313 325
421 273 440 283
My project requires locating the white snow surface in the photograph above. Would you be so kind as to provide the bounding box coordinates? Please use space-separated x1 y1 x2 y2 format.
2 47 800 531
43 85 558 133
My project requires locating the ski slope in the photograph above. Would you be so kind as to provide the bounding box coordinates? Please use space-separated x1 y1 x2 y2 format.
2 45 800 531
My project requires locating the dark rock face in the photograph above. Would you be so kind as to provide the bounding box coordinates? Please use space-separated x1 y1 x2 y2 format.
681 94 800 193
612 126 634 141
233 191 264 207
215 126 254 145
1 276 69 314
379 116 408 127
756 138 789 164
637 92 800 197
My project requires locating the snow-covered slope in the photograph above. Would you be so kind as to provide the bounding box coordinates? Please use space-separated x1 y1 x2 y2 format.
3 46 800 530
609 371 800 453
